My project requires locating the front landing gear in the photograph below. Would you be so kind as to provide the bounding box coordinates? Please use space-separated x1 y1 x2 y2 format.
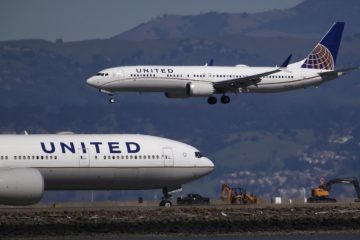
159 199 172 207
99 89 115 104
109 95 115 103
159 187 173 207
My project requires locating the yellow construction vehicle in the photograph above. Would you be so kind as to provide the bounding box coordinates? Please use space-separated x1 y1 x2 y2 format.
308 177 360 203
220 184 259 205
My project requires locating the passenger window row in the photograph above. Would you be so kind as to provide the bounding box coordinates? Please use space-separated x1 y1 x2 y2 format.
9 155 58 160
211 75 294 79
1 155 171 161
167 74 183 78
215 74 241 78
128 73 294 79
95 154 163 160
130 74 155 77
266 75 294 79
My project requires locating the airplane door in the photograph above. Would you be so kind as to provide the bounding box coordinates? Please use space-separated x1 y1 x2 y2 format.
207 73 215 81
163 148 174 167
78 148 90 167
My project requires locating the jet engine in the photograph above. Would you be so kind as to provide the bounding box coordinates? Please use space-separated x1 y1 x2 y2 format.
165 82 214 98
0 168 44 205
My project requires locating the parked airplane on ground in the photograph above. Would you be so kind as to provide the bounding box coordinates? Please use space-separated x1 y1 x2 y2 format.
87 22 358 105
0 133 214 206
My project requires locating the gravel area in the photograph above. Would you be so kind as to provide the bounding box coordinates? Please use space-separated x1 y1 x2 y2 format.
1 203 360 237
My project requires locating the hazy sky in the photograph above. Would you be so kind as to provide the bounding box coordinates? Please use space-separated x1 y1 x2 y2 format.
0 0 303 42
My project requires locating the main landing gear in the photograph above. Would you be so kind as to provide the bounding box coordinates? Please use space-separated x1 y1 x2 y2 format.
207 95 231 105
220 95 230 104
207 96 217 105
159 187 173 207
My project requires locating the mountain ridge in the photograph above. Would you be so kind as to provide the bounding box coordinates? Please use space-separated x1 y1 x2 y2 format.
112 0 360 41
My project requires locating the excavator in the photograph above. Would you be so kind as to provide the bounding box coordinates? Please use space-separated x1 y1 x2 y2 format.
307 177 360 203
220 184 259 205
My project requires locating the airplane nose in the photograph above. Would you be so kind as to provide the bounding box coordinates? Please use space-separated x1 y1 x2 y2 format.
86 77 98 87
204 157 215 172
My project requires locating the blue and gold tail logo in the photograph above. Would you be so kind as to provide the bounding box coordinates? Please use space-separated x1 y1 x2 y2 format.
301 22 344 71
301 44 334 70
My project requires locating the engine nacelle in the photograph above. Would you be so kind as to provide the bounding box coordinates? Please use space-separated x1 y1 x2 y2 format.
0 168 44 205
165 82 214 98
186 82 214 96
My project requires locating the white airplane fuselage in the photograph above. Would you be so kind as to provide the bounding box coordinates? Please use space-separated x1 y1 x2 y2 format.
0 134 214 205
87 64 330 95
86 22 355 104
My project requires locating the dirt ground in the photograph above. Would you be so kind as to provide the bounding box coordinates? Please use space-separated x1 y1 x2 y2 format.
1 202 360 237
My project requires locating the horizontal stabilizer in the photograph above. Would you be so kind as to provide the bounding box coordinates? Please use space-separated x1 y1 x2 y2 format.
318 66 359 78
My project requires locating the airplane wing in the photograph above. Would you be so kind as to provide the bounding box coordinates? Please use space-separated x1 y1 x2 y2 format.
318 66 359 78
213 69 281 89
213 54 292 90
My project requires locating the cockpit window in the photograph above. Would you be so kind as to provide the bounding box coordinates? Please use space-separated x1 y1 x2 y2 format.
195 152 202 158
95 73 109 76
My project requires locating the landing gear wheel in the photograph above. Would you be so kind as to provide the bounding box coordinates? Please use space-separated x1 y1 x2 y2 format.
159 200 172 207
159 187 173 207
207 96 217 105
220 95 230 104
109 97 115 103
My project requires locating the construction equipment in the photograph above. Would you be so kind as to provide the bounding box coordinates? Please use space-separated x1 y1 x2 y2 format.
220 184 259 205
308 177 360 203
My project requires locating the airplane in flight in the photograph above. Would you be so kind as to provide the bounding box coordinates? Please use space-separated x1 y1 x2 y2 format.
86 22 358 105
0 133 214 207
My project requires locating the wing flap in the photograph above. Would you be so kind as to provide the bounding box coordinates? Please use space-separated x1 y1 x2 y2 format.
213 68 281 89
213 54 292 90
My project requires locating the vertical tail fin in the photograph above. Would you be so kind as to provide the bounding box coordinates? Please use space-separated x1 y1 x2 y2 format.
301 22 344 70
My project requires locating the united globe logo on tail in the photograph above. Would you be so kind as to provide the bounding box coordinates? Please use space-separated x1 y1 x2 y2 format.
301 44 334 70
301 22 344 71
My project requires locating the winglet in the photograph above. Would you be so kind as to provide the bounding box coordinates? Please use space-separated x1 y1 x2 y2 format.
280 54 292 68
205 59 214 66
